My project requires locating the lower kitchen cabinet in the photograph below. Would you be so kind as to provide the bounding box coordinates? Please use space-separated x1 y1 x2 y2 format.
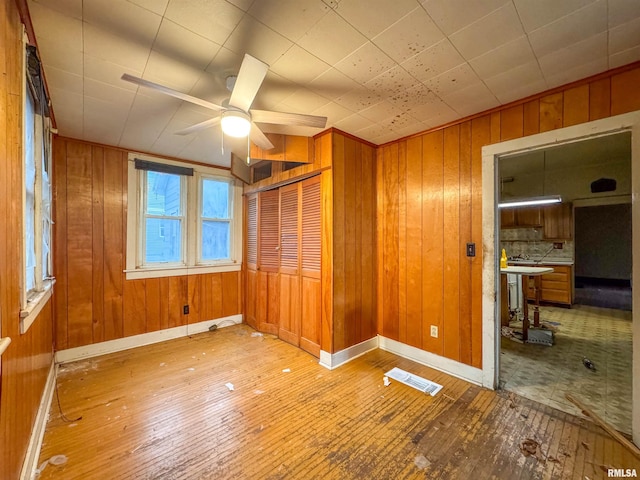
525 264 572 306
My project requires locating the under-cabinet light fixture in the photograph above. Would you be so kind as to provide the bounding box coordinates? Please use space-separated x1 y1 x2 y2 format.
498 195 562 209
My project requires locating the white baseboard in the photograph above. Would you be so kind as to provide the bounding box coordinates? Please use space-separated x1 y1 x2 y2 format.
55 315 243 364
378 336 483 386
319 336 379 370
21 361 56 480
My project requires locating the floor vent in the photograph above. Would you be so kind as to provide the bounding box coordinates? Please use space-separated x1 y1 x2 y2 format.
385 367 443 396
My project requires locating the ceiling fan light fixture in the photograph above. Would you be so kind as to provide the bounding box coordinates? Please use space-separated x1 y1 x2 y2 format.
221 109 251 138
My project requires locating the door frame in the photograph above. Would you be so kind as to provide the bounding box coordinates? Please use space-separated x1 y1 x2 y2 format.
480 111 640 445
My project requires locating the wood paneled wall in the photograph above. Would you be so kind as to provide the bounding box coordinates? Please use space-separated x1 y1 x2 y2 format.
377 64 640 369
53 137 242 350
0 0 55 478
331 132 377 352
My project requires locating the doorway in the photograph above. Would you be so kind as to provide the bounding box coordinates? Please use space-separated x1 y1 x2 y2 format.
481 111 640 445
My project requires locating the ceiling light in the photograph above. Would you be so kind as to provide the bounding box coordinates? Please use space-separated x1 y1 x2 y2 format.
498 195 562 208
221 110 251 138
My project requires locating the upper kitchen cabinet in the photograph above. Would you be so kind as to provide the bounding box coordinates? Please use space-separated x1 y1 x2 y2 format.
500 206 543 228
250 133 313 163
543 203 573 240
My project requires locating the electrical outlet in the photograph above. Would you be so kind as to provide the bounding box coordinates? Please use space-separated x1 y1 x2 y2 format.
553 242 563 249
183 305 189 315
430 326 438 338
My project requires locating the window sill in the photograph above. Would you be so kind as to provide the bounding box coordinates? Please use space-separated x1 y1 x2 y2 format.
20 279 56 334
124 263 241 280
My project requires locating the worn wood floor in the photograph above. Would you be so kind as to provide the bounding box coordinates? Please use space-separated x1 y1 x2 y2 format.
38 324 639 479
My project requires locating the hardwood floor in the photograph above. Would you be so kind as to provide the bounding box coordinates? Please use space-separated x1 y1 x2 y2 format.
38 325 639 479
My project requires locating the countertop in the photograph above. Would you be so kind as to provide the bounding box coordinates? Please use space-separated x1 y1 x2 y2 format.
507 259 574 266
500 266 554 275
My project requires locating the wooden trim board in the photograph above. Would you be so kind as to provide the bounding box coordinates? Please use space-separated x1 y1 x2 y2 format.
319 336 378 370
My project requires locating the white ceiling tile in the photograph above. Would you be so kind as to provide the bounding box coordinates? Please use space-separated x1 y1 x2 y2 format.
373 7 444 64
29 2 82 51
441 82 499 116
84 54 142 92
223 15 293 65
334 113 375 134
493 79 548 104
42 66 83 96
400 39 465 83
226 0 255 12
608 0 640 28
513 0 597 32
164 0 244 45
449 3 524 60
363 66 421 99
152 19 221 71
609 17 640 54
528 0 607 58
544 57 608 89
333 0 416 38
378 111 421 131
297 10 368 65
358 101 403 122
119 93 183 150
31 0 82 20
187 72 233 106
307 68 361 100
334 42 395 84
484 60 546 96
83 22 152 71
371 132 398 145
177 133 232 166
610 45 640 68
469 36 536 80
149 130 198 158
38 42 83 76
270 46 332 85
143 50 203 92
48 87 83 136
538 32 608 79
170 103 216 126
127 0 170 16
205 47 245 82
423 63 482 97
420 0 510 35
354 122 397 142
84 78 136 109
311 101 354 125
84 0 162 49
278 88 331 113
389 83 454 120
248 0 330 42
335 85 383 111
251 71 298 110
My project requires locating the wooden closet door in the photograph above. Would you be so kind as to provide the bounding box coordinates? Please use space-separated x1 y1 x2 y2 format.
278 183 301 346
257 189 280 334
245 193 258 329
300 176 322 357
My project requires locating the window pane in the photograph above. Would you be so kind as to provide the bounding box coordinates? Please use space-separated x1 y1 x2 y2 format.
202 178 229 218
146 172 181 216
145 218 181 263
25 89 36 292
202 221 230 261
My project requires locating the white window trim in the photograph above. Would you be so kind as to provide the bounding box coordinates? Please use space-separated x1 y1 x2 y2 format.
125 153 243 280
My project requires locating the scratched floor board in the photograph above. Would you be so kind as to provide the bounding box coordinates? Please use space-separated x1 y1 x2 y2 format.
38 324 640 479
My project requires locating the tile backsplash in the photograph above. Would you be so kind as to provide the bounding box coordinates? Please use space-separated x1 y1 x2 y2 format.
500 228 574 261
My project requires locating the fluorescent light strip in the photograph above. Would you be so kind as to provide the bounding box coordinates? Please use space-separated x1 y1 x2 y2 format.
498 195 562 208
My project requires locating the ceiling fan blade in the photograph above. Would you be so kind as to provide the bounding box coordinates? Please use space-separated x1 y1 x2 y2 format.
228 54 269 112
250 109 327 128
174 117 221 136
121 73 223 112
250 123 275 150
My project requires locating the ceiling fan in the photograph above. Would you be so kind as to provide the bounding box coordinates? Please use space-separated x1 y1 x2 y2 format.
121 53 327 152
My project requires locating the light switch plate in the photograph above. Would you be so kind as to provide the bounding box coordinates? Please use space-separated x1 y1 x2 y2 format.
430 325 438 338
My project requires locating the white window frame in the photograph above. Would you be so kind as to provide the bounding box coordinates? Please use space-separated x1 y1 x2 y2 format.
125 153 243 280
196 173 234 265
20 34 54 334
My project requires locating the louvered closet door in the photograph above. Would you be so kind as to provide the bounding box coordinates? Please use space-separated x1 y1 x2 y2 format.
245 194 258 329
257 189 280 335
278 183 301 346
300 176 322 357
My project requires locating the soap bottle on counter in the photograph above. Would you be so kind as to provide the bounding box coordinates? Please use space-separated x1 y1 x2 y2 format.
500 249 508 268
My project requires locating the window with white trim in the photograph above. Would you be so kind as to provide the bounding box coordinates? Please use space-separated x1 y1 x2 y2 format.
126 154 242 279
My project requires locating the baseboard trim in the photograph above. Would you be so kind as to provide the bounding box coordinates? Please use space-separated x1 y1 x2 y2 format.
55 315 243 364
20 361 56 480
378 336 483 386
319 336 379 370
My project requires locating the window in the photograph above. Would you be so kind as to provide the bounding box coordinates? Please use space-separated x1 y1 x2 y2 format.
126 154 242 279
21 44 53 333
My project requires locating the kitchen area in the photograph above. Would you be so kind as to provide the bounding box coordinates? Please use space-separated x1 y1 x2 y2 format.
497 132 633 435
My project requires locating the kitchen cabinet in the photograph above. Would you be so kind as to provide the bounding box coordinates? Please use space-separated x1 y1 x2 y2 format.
500 206 543 228
250 133 313 163
543 202 572 240
524 264 572 306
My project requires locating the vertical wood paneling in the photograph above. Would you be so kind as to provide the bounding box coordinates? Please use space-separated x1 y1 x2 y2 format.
500 105 523 141
320 169 333 353
421 132 444 355
589 78 611 120
382 143 399 340
523 99 540 136
563 85 589 127
443 126 460 362
91 146 105 343
222 271 240 317
458 121 473 365
342 137 357 349
539 93 564 132
611 68 640 115
145 278 161 332
53 139 68 349
332 134 346 348
66 142 94 348
360 144 376 341
187 275 201 325
123 279 146 336
397 140 408 344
